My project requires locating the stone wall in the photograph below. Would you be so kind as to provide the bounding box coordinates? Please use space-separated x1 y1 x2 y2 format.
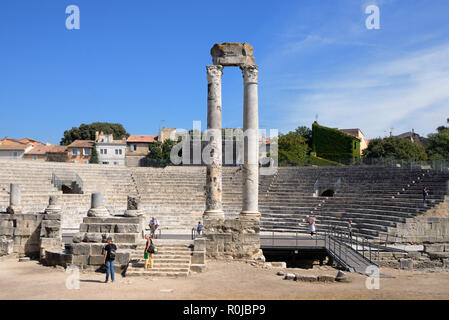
203 218 265 261
70 216 145 271
0 213 44 257
0 212 62 259
378 244 449 270
391 217 449 244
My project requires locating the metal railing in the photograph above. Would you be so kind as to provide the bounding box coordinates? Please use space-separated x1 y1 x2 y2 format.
261 231 323 248
51 173 63 190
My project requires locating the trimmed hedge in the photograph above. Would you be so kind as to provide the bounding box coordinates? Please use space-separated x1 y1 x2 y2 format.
312 121 360 162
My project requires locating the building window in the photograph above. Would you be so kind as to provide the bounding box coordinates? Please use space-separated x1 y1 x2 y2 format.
100 149 107 155
114 162 118 165
131 144 137 152
32 155 38 160
115 149 123 155
84 148 91 156
71 148 79 156
12 151 18 158
84 161 89 164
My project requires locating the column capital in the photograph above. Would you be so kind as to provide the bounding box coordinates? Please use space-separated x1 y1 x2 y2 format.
206 65 223 84
240 65 258 83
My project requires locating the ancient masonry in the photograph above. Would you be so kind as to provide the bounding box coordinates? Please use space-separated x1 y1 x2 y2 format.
202 43 264 262
0 184 62 260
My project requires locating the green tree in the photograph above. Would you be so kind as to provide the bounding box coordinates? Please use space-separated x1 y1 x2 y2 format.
294 126 312 140
89 148 99 164
60 122 129 145
278 132 309 166
147 141 164 160
147 139 179 161
363 137 428 161
426 119 449 160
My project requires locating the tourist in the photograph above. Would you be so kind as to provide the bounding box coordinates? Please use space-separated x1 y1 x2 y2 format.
348 220 353 239
423 186 429 204
197 221 203 236
144 234 153 270
103 237 117 283
149 217 159 239
236 164 243 172
307 215 316 238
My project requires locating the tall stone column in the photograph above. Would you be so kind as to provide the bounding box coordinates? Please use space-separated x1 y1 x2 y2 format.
203 65 224 219
240 65 260 219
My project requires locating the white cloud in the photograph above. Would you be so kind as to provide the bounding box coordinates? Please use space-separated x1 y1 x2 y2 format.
276 43 449 138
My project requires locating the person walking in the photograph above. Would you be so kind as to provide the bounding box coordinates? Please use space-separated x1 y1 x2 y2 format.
423 186 429 204
197 221 203 236
103 237 117 283
306 215 316 238
348 220 353 239
144 234 153 270
149 217 159 239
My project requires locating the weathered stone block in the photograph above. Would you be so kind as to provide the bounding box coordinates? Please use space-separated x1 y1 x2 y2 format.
296 275 317 282
115 251 131 265
44 213 61 220
72 233 85 243
85 233 102 243
87 224 101 233
112 233 139 243
90 243 105 255
190 264 205 273
0 238 13 256
317 275 335 283
44 249 72 266
100 224 114 233
211 43 255 66
89 255 105 265
0 227 14 236
79 224 88 232
0 220 13 228
115 224 139 233
71 254 88 265
194 238 206 252
424 244 444 253
428 252 449 259
400 258 413 270
191 251 205 264
71 243 91 255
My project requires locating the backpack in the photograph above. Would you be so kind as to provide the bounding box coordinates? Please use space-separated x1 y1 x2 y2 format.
108 245 116 260
149 242 155 254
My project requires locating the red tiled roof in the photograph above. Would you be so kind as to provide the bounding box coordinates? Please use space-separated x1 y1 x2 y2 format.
67 140 95 148
0 138 27 150
127 135 158 143
25 145 49 155
47 146 68 153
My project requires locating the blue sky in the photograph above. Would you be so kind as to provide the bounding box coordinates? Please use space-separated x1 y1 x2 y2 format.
1 0 448 144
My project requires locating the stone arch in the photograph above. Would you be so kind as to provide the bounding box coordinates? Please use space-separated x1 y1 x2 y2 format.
320 189 335 197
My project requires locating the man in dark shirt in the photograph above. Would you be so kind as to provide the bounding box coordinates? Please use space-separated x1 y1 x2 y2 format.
104 237 117 283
